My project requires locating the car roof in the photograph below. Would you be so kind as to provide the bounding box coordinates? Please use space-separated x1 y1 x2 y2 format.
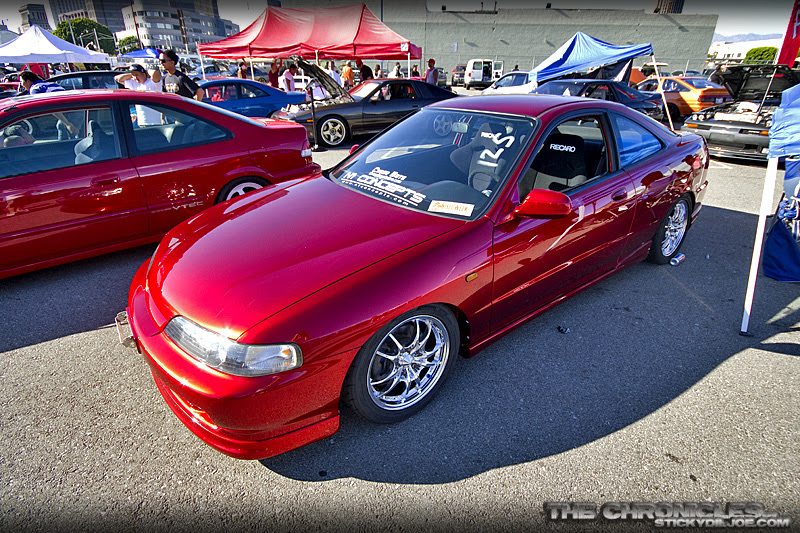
427 93 608 116
0 88 188 112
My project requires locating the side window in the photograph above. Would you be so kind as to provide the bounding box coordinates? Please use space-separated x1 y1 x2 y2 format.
518 115 610 199
585 85 612 101
612 114 663 168
55 77 82 90
0 106 118 178
126 103 228 153
495 75 513 88
86 74 115 89
240 84 267 99
389 83 415 99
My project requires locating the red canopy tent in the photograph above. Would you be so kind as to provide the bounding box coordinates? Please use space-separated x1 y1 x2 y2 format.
198 3 421 60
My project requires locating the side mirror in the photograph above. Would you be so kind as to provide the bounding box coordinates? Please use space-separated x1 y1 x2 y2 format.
348 144 360 155
515 189 572 218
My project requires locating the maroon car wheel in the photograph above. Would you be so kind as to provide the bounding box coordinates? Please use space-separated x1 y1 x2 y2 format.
648 194 692 264
343 305 459 424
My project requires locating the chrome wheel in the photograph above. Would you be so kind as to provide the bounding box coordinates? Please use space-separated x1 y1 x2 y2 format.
319 117 347 146
661 200 689 257
216 177 268 204
367 315 450 411
224 181 263 200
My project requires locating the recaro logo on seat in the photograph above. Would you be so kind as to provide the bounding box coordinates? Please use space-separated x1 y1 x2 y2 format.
550 144 576 152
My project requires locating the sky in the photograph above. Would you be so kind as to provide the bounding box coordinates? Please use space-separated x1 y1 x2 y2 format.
0 0 792 39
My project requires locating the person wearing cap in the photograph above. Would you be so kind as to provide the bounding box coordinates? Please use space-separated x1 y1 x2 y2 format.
116 64 162 126
159 49 204 101
114 63 161 89
425 58 438 85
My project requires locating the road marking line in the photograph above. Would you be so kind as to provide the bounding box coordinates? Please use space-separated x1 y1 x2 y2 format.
710 160 733 169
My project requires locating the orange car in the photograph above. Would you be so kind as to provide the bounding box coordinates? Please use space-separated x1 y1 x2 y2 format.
636 76 731 120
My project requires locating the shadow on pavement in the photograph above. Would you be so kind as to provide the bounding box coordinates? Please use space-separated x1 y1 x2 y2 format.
261 205 800 483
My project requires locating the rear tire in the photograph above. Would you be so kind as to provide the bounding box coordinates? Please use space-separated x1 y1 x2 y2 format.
216 177 268 203
647 194 692 264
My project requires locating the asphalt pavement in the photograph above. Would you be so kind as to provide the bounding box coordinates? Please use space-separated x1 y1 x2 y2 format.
1 131 798 532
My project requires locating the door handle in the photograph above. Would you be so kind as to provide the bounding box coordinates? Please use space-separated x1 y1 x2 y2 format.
91 176 120 187
611 188 628 201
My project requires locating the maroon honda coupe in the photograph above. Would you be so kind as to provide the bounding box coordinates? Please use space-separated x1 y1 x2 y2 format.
122 95 709 459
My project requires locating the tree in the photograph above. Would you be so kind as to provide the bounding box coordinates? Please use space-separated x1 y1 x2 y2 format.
118 36 141 54
744 46 777 63
53 18 116 55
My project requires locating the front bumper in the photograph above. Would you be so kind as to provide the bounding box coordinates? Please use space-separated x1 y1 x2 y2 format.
681 121 770 161
125 260 355 460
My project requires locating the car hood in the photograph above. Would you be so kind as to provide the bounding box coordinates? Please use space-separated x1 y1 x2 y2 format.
720 65 800 101
294 56 353 102
147 175 464 338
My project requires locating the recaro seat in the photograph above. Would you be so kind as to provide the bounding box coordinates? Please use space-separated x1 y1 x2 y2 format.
520 133 587 197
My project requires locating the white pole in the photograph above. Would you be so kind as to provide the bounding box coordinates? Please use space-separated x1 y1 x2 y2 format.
407 51 410 78
741 156 781 335
651 54 674 131
198 42 205 79
249 57 255 79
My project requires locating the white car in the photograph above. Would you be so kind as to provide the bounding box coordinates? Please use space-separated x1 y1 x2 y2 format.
482 71 538 95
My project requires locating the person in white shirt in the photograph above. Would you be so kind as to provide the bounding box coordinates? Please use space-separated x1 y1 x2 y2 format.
114 64 162 126
389 62 402 78
280 64 297 92
425 58 438 85
324 61 343 87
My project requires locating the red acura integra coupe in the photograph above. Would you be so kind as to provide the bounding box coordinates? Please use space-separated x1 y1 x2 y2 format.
122 95 709 460
0 90 318 279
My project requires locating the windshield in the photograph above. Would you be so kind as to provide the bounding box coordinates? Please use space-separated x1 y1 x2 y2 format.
350 80 382 100
330 108 536 220
534 82 583 96
681 78 724 89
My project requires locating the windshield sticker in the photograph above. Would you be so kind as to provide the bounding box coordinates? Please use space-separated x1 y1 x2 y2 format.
367 166 408 183
428 200 474 217
341 170 425 206
477 132 517 168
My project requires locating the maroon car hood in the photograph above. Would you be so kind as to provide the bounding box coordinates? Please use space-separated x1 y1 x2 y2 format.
148 175 463 338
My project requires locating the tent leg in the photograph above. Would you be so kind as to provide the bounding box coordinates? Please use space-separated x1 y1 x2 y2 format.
407 52 410 79
249 58 254 80
651 54 674 132
741 156 781 335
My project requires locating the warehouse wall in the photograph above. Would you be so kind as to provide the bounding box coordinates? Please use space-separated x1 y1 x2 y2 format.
290 0 717 75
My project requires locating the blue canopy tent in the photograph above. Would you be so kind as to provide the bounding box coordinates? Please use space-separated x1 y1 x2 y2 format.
741 83 800 333
527 32 671 128
120 48 161 59
529 32 653 85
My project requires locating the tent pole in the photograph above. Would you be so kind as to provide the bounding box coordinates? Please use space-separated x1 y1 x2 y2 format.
651 54 674 131
407 52 410 79
199 49 205 80
249 58 255 80
741 156 781 335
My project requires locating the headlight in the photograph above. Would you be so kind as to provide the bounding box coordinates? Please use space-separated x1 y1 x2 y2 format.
164 316 302 377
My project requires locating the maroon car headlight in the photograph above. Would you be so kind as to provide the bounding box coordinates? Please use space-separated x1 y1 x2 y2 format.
163 316 302 377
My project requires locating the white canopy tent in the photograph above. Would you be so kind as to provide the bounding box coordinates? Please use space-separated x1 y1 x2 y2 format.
0 25 110 64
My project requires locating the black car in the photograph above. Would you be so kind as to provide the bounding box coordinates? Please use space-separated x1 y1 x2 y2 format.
681 65 800 161
48 70 122 90
275 58 458 147
533 79 664 122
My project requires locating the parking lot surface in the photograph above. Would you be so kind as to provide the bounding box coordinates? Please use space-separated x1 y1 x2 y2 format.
1 141 798 531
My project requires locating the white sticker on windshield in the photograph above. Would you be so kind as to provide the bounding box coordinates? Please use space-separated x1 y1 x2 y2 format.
428 200 474 217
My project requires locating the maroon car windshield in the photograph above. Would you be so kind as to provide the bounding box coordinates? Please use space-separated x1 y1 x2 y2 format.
330 108 536 220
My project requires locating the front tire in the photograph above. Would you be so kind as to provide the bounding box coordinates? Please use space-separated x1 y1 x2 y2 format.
216 177 268 203
342 305 459 424
318 116 349 147
647 194 692 264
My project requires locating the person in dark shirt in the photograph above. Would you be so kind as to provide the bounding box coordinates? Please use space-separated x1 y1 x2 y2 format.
356 59 373 81
411 64 420 77
159 49 204 101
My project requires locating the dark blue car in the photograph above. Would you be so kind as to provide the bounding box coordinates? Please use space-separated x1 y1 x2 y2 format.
199 79 306 118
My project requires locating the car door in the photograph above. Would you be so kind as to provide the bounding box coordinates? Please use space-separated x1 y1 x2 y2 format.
491 113 637 331
361 81 420 131
0 103 147 274
121 100 240 234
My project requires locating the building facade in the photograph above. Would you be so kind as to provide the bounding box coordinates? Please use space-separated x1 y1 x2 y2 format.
116 0 238 53
289 0 717 77
709 38 783 63
19 4 51 31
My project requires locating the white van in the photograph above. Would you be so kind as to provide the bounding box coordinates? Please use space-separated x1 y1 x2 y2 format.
465 59 502 90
